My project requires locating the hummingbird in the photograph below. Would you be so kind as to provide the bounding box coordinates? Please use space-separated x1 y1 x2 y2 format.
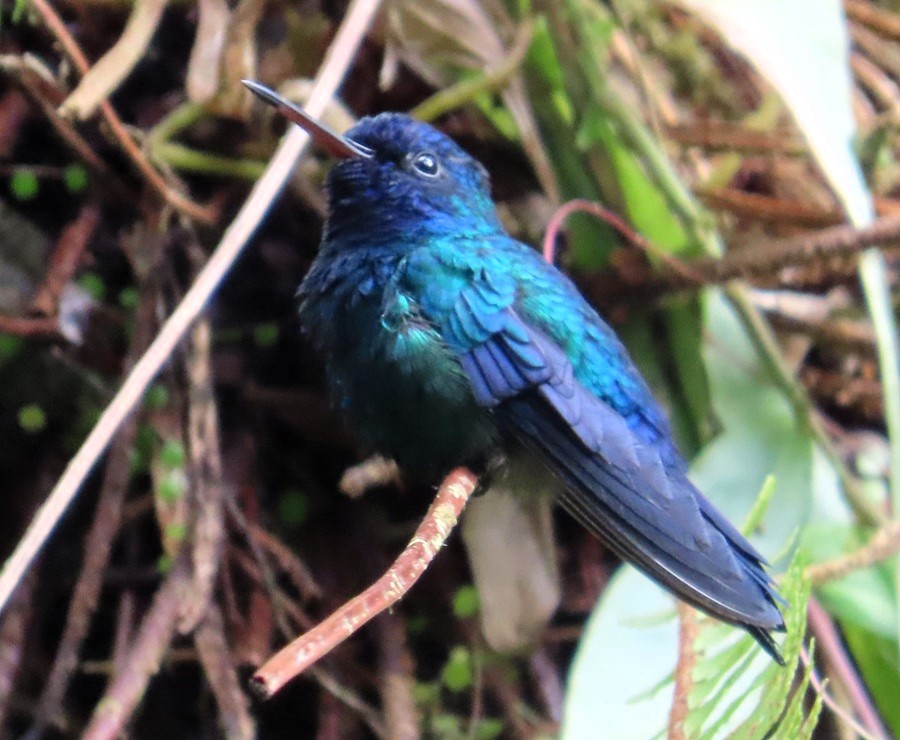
244 81 786 662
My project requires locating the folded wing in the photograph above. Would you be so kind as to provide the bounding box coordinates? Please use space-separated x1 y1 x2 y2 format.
429 262 785 659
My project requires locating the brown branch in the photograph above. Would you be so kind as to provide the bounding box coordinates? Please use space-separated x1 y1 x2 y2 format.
579 214 900 300
179 317 226 632
765 311 877 356
851 23 900 83
0 315 60 336
251 468 479 699
697 188 845 228
806 519 900 586
0 59 134 203
30 204 100 317
807 598 888 739
0 571 37 730
28 0 216 223
529 648 564 725
845 0 900 40
34 277 159 731
668 603 699 740
801 646 880 740
375 612 420 740
851 52 900 117
82 553 194 740
194 603 255 740
243 522 322 601
60 0 170 120
664 121 805 155
0 0 383 620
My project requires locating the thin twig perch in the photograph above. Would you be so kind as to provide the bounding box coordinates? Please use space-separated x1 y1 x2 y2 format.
251 467 479 699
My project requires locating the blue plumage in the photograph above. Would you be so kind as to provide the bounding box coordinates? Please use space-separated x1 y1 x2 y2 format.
294 111 785 660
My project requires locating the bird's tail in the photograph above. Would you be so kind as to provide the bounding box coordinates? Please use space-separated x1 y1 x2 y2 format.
503 396 786 662
461 486 560 652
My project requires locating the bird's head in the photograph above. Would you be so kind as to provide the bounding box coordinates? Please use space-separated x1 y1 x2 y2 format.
244 81 504 245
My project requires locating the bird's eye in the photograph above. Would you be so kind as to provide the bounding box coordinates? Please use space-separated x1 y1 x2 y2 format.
411 151 441 178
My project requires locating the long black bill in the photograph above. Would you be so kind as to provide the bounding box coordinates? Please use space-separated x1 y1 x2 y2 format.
242 80 373 160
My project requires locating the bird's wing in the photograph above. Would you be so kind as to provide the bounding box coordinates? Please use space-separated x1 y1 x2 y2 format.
408 250 784 646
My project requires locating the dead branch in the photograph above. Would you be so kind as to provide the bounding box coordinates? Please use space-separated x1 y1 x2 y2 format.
33 274 160 733
806 519 900 586
179 317 226 632
30 204 100 317
194 603 255 740
251 468 478 699
60 0 171 120
81 554 194 740
668 604 699 740
579 214 900 301
0 571 36 729
29 0 216 222
375 612 420 740
0 0 384 620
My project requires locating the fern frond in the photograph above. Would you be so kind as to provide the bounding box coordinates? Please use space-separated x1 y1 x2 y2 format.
677 554 820 739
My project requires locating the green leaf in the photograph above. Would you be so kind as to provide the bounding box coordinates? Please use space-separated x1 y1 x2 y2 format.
78 273 106 302
441 646 473 693
843 624 900 736
159 439 185 469
253 322 280 348
17 403 46 433
63 164 89 193
691 291 817 558
157 471 185 503
10 169 39 201
452 585 480 619
474 718 505 740
564 291 821 736
562 568 678 738
526 16 565 89
278 490 310 528
118 286 139 310
144 383 170 411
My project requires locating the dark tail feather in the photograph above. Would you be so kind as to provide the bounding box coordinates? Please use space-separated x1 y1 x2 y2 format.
748 625 786 665
502 395 785 657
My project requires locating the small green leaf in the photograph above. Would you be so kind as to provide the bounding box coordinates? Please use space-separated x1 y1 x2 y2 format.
158 471 185 503
156 553 173 573
78 273 106 301
452 585 480 619
441 646 473 693
130 424 157 474
407 614 428 634
10 169 39 201
278 490 310 527
253 322 280 348
0 335 24 360
159 439 185 469
527 16 565 89
18 404 46 433
474 718 505 740
144 383 170 411
165 522 187 543
63 164 89 193
430 715 462 736
411 680 440 707
118 286 139 310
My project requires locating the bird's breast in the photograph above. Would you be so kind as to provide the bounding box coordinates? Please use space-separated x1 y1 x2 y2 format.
300 250 498 475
